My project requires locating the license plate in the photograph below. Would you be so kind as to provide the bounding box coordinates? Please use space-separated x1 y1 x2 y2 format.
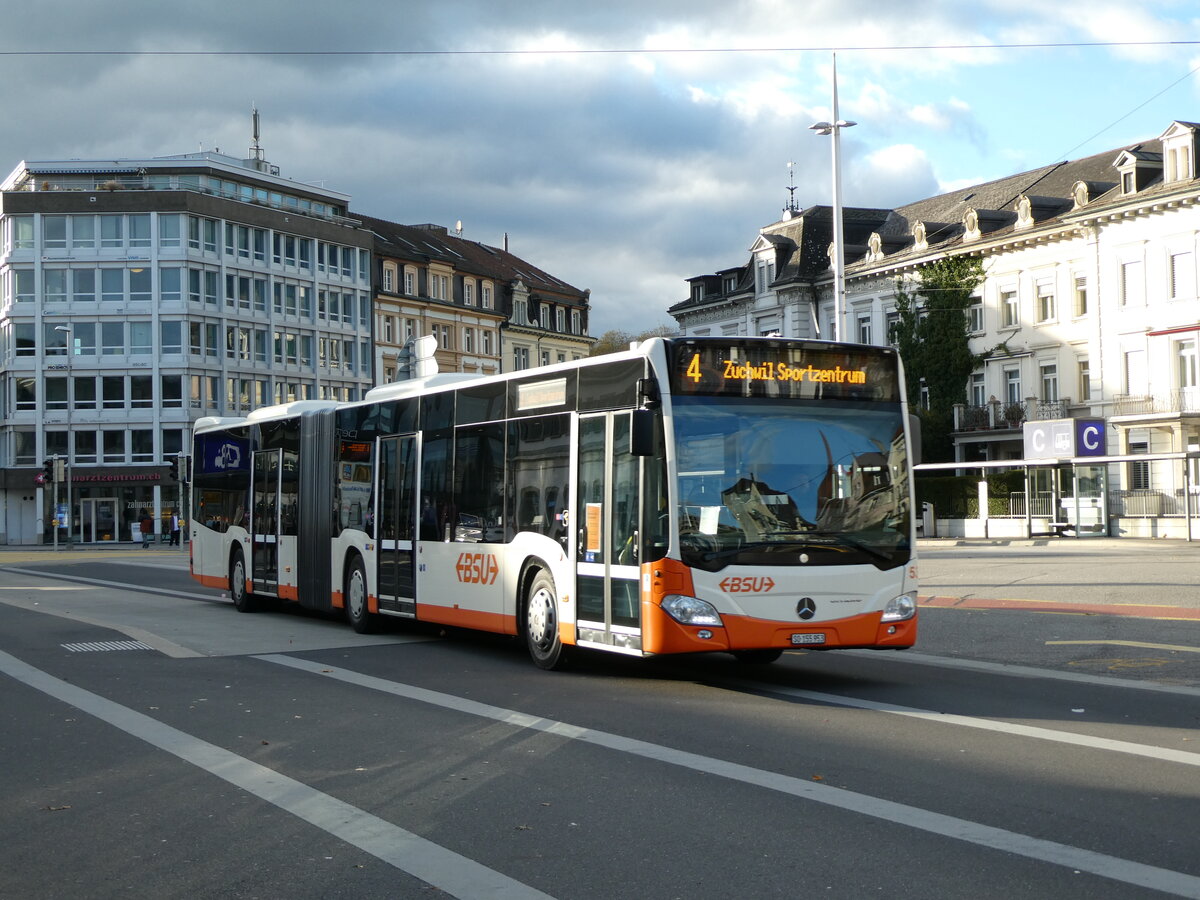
791 633 826 645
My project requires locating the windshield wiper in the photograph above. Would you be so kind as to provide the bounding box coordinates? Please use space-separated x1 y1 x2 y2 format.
808 531 896 564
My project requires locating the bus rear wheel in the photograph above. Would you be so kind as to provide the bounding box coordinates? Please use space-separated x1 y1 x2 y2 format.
229 546 259 613
525 569 569 670
345 556 376 634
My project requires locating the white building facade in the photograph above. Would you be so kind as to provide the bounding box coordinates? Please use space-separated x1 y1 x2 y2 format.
671 121 1200 533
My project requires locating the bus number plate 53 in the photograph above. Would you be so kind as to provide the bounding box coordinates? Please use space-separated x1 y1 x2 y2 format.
791 633 826 645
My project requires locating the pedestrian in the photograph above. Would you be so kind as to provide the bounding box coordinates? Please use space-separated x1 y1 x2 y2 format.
140 511 154 549
169 512 180 546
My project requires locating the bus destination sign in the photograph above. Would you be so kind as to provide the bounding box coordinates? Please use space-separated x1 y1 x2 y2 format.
668 340 900 402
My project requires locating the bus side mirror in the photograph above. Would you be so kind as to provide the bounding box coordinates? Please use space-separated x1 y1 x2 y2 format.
630 408 657 457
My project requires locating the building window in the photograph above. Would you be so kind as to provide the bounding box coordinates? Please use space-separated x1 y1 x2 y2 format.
463 327 475 353
482 330 493 355
513 346 529 370
967 296 983 333
1077 358 1091 402
464 281 475 306
1035 282 1055 323
1178 339 1199 410
43 216 67 250
885 311 900 346
382 265 395 292
1074 277 1088 317
854 314 870 344
1000 289 1019 328
1170 251 1195 300
571 310 582 335
969 372 985 407
482 284 493 309
1120 260 1144 306
1128 439 1150 490
1005 368 1022 404
102 430 126 464
1039 363 1058 403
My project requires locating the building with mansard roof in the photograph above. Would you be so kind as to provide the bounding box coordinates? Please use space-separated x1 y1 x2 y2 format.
671 121 1200 533
359 215 594 381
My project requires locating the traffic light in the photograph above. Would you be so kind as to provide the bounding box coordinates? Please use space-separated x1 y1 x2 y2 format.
168 457 179 482
42 458 55 483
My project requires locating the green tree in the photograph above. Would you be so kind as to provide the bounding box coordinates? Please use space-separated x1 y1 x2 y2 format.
589 324 676 357
890 256 985 462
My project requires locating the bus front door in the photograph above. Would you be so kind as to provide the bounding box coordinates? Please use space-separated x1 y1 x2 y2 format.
251 449 281 594
378 434 417 615
575 412 642 652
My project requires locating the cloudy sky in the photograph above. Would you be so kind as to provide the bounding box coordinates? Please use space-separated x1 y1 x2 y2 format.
2 1 1199 337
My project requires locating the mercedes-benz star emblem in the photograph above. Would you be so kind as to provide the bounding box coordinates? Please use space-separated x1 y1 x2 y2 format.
796 598 816 620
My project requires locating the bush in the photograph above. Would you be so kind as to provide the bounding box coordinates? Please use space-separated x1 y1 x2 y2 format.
916 469 1026 519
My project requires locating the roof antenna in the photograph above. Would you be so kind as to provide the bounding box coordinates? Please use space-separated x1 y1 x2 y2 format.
249 105 264 163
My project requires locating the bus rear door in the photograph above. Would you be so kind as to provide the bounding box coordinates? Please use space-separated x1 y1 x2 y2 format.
575 412 642 653
251 449 280 595
377 434 417 615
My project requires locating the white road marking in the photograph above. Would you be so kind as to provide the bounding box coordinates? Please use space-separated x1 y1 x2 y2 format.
261 653 1200 899
1047 639 1200 654
727 679 1200 767
844 648 1200 698
0 649 555 900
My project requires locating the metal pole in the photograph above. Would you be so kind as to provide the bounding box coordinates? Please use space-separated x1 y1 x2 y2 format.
51 455 58 551
830 53 846 343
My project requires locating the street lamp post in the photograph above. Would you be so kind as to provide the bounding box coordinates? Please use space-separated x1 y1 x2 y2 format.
54 324 72 547
809 53 856 343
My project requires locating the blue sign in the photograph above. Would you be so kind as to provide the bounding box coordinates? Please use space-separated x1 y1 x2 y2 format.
1074 419 1106 457
196 434 249 475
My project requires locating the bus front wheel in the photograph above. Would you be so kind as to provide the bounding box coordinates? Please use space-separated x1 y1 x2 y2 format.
525 569 569 670
731 648 784 665
229 546 259 613
345 556 376 634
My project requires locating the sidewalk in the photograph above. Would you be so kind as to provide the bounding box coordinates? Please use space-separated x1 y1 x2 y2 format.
0 542 188 565
918 536 1200 553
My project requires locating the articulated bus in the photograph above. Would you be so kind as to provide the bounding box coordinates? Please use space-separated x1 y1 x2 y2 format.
189 337 918 668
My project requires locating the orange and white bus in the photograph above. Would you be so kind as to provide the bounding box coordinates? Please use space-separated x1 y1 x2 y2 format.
189 336 918 668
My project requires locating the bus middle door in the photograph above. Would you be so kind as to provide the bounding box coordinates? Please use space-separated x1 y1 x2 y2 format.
377 434 417 615
251 449 281 595
575 411 642 653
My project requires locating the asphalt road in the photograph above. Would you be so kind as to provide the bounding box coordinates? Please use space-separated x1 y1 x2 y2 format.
0 542 1198 899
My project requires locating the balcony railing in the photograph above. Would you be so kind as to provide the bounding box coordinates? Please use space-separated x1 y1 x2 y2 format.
1112 390 1200 416
953 398 1074 432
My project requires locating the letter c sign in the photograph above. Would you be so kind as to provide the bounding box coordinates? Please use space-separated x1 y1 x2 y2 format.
1075 419 1106 457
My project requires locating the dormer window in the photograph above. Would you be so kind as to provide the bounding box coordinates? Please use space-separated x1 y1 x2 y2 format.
1115 146 1163 194
1160 121 1197 183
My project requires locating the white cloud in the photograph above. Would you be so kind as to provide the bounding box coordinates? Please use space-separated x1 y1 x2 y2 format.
0 0 1192 338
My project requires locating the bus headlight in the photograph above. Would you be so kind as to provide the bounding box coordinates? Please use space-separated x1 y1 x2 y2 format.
881 591 917 622
661 594 723 627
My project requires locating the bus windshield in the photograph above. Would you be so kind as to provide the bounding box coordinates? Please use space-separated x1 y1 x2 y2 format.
672 395 910 572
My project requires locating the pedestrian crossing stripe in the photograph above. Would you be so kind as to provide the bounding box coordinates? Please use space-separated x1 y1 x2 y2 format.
61 640 152 653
